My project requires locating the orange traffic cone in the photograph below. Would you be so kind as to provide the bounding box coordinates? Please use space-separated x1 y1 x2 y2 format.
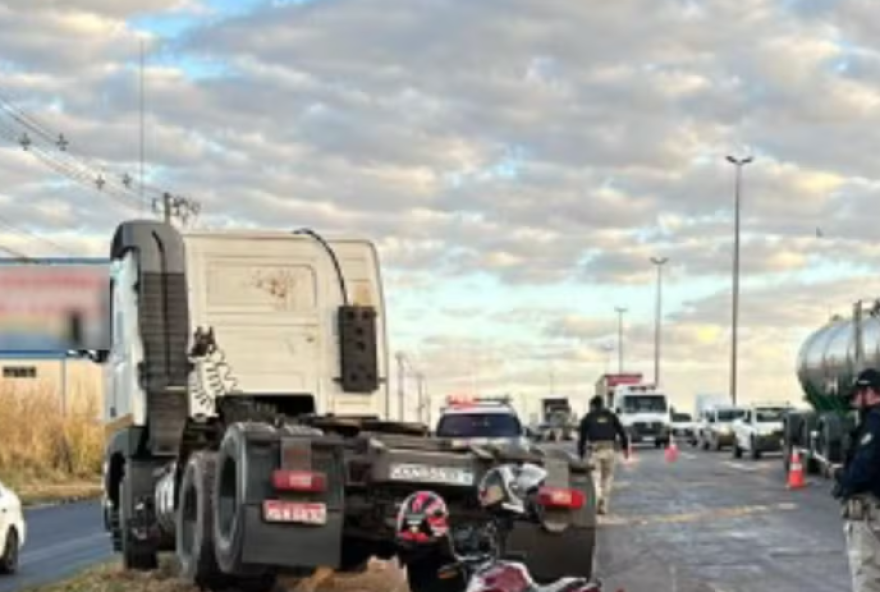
665 437 679 463
786 448 806 489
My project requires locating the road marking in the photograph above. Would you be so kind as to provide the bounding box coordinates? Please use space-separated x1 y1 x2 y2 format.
681 452 698 460
599 501 797 527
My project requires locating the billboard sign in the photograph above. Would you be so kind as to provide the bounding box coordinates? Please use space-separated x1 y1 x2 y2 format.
0 258 110 353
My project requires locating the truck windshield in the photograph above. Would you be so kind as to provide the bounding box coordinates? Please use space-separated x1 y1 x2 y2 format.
756 408 785 422
436 413 522 438
621 395 667 413
716 409 745 421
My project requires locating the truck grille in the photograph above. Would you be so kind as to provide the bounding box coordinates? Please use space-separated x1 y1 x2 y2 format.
633 422 661 434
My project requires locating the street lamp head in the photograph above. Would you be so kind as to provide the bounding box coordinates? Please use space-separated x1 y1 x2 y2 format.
726 155 754 165
650 256 669 265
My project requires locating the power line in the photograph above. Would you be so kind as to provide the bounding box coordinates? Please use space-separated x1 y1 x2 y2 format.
0 88 200 218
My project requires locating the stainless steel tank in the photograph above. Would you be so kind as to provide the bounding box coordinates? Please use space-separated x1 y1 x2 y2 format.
796 316 880 404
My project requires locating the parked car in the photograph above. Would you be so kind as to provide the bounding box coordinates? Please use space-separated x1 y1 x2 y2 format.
670 412 695 440
696 406 746 451
0 480 25 574
732 403 790 459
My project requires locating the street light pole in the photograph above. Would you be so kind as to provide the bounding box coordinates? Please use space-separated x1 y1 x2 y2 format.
615 307 627 373
726 154 753 407
650 256 668 386
395 351 405 421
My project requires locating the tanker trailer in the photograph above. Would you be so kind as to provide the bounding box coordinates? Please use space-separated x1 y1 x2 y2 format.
784 300 880 477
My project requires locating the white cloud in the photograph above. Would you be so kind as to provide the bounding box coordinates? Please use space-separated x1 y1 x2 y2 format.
2 0 880 417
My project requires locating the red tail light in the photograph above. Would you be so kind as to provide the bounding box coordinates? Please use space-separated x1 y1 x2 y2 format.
272 470 326 492
537 487 585 509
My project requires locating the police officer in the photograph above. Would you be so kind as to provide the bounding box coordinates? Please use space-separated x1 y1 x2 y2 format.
577 395 629 515
833 368 880 592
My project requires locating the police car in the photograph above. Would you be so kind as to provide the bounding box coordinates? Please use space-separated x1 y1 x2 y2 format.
434 395 530 448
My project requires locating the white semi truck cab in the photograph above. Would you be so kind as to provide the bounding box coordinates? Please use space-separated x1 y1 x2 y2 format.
610 383 671 448
95 220 598 592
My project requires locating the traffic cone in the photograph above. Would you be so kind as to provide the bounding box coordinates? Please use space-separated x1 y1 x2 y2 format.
665 437 679 463
786 448 806 489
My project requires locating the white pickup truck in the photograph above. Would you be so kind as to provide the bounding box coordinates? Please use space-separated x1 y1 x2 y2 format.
731 403 790 460
696 405 746 451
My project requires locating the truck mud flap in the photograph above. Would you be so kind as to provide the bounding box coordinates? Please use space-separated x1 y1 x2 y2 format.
111 221 190 454
506 451 597 582
213 423 346 573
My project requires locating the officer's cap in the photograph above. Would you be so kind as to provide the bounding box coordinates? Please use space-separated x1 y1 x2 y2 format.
852 368 880 395
590 395 603 408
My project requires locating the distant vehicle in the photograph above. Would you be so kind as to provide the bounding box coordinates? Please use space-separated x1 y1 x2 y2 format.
0 480 25 574
732 403 791 459
609 383 671 448
595 373 643 408
696 405 746 451
670 412 695 440
436 396 529 448
539 397 575 441
694 393 729 418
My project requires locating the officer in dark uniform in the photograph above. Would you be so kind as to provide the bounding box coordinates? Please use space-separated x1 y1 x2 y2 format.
833 368 880 592
577 395 629 514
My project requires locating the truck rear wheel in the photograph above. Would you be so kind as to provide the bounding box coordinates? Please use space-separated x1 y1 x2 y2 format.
119 472 158 571
213 423 278 577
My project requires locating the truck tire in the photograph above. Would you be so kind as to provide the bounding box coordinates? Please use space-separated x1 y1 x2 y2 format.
732 443 742 459
213 422 277 576
821 414 846 464
119 474 158 571
174 452 273 591
749 437 760 460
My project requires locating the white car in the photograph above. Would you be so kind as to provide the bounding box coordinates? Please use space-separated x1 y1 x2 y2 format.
0 481 25 574
670 412 696 440
435 396 529 448
732 404 790 460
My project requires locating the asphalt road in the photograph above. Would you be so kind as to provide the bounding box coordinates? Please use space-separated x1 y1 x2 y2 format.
594 442 851 592
0 444 854 592
0 500 113 591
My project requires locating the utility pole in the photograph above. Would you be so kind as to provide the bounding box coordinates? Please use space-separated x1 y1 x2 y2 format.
396 351 405 421
650 257 669 386
416 372 426 424
726 154 753 407
600 342 613 374
615 307 627 373
155 193 201 226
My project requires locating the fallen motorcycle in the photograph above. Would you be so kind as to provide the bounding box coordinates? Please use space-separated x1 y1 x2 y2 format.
396 462 606 592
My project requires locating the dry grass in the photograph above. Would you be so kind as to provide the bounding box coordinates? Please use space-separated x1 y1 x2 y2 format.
24 558 409 592
0 375 104 505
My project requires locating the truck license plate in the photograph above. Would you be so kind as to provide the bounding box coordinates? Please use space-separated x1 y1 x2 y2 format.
262 501 327 525
389 463 474 486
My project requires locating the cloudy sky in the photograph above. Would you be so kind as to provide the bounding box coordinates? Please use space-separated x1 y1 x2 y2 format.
2 0 880 421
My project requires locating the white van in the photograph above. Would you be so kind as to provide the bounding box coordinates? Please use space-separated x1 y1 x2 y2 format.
610 383 672 448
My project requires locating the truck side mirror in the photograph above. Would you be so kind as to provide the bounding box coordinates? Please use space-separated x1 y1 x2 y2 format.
615 408 621 414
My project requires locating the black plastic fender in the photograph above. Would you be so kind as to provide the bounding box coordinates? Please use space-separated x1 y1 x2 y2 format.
505 448 596 583
212 422 277 575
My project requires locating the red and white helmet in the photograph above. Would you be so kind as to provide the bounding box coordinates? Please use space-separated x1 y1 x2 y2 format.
395 491 450 545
